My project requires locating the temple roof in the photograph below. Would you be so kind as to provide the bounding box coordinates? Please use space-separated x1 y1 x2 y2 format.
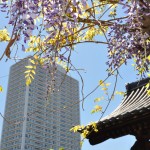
85 78 150 145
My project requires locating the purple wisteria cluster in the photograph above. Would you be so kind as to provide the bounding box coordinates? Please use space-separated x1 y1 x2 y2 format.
41 0 87 71
107 0 150 74
0 0 86 59
0 0 85 38
0 0 149 75
0 0 86 93
1 0 40 42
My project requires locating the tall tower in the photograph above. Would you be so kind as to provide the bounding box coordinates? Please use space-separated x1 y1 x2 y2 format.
1 58 80 150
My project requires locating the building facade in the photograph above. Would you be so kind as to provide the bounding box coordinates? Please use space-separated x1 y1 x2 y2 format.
1 58 80 150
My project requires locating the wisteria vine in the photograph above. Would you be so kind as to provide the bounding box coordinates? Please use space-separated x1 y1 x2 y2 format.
0 0 150 76
107 0 150 75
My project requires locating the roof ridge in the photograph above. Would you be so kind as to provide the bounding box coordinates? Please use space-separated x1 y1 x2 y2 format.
126 77 150 94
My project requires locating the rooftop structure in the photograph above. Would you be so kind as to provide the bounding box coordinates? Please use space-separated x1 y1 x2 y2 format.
1 58 80 150
81 78 150 150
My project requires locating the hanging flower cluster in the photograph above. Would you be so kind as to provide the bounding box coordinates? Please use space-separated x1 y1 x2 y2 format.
0 0 149 76
0 0 88 94
1 0 86 39
107 0 150 74
0 0 86 64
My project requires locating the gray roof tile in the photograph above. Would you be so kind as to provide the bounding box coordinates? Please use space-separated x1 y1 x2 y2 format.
85 78 150 145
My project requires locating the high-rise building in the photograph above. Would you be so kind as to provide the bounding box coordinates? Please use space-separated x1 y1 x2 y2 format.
1 58 80 150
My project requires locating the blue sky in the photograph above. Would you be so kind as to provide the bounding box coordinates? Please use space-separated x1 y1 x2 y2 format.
0 2 141 149
0 41 138 150
70 43 137 150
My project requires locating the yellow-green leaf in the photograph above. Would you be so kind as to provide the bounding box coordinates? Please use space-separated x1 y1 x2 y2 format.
94 98 101 102
95 105 102 111
30 59 35 64
31 70 36 74
25 74 29 78
102 87 107 91
146 83 150 89
25 65 33 69
70 125 84 133
0 29 10 42
30 74 34 79
91 105 102 114
99 80 105 86
80 141 84 147
115 91 125 95
99 80 103 85
34 55 39 59
81 130 89 138
94 97 104 102
0 86 3 92
90 122 98 132
105 83 111 86
24 70 31 74
59 148 65 150
147 89 150 96
26 78 31 86
147 55 150 61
